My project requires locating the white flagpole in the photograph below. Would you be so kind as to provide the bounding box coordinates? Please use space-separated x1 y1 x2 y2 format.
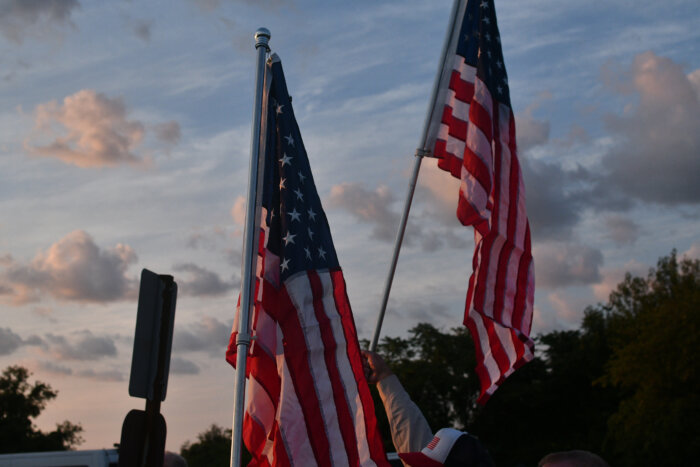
370 0 463 352
230 27 270 467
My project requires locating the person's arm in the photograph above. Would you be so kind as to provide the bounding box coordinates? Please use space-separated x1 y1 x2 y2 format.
362 351 433 454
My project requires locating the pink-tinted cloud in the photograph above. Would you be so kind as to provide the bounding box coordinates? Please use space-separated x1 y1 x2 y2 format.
0 230 138 304
26 90 146 167
683 242 700 260
601 52 700 204
591 260 648 302
231 195 246 226
25 90 180 168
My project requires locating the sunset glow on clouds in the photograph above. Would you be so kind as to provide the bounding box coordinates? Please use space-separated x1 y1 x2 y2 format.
1 0 698 453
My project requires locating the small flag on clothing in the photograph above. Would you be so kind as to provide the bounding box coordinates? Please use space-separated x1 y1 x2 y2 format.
425 0 535 404
226 54 389 466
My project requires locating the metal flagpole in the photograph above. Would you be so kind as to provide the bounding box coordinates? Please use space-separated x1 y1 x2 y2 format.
230 27 270 467
370 0 462 352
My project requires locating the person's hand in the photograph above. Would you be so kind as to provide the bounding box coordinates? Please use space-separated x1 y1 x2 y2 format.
361 350 392 384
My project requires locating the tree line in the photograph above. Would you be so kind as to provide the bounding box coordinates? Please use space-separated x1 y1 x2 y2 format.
2 251 697 466
368 250 699 466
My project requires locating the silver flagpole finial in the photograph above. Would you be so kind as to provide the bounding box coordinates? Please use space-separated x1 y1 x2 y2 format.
255 27 271 50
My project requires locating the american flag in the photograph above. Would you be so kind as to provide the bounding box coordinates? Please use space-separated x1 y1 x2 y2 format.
425 0 535 404
226 54 389 466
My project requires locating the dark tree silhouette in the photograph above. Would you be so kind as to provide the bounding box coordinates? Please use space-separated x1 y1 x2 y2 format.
0 365 83 453
368 251 698 467
180 424 251 467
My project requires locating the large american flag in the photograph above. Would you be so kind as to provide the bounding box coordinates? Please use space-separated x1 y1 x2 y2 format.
425 0 535 404
227 55 389 466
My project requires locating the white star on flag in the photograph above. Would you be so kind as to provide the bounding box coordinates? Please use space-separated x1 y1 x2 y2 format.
283 231 296 245
280 153 293 167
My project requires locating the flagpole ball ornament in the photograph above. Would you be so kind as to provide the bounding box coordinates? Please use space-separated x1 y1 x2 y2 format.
398 428 494 467
255 27 271 49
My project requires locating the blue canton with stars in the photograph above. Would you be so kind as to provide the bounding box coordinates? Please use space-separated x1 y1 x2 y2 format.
261 57 339 284
457 0 511 108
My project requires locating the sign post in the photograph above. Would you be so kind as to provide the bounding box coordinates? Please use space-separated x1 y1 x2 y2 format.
119 269 178 467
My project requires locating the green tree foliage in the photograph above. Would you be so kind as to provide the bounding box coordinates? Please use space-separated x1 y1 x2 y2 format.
371 251 698 467
180 424 251 467
0 365 83 453
601 251 700 466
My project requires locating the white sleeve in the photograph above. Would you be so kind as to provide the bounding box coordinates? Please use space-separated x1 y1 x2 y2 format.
376 374 434 455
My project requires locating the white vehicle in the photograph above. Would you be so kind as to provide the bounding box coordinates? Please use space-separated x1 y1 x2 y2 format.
0 449 118 467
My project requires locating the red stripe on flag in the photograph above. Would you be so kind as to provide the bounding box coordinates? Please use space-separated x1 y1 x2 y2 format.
271 420 291 467
248 340 280 404
449 69 475 103
436 138 464 178
463 146 493 198
512 224 533 333
331 270 391 467
262 283 333 466
243 412 269 466
443 106 468 142
307 270 360 467
469 100 493 143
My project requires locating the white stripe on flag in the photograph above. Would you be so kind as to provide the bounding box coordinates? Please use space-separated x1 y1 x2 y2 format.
318 272 377 467
469 309 501 387
285 274 348 467
277 349 316 466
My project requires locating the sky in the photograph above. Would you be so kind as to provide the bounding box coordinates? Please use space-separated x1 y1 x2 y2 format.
1 0 699 454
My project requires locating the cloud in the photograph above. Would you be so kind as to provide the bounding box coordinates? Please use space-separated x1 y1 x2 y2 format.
231 196 246 226
0 0 80 44
535 242 603 288
601 52 700 204
0 230 138 304
130 18 153 42
683 242 700 260
416 161 462 225
173 316 232 355
43 331 117 361
592 260 648 302
689 69 700 100
37 360 74 376
515 92 552 152
26 90 145 167
522 159 591 239
35 359 123 381
170 356 200 375
173 263 238 296
25 90 178 168
547 291 588 324
0 327 23 355
190 0 285 11
328 182 398 241
153 120 181 145
328 181 468 252
604 215 639 245
75 368 124 382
